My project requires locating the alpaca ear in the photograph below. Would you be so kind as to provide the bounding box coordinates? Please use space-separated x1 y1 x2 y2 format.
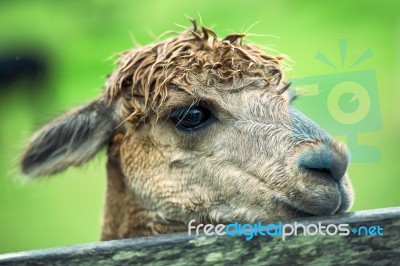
21 96 118 177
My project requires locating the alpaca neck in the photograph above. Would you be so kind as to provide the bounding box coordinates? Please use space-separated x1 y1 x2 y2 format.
100 149 186 240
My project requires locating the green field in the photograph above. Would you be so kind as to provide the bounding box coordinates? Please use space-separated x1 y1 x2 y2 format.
0 0 399 253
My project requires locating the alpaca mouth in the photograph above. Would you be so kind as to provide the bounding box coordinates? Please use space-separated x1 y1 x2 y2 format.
306 168 340 183
285 203 337 218
286 168 352 217
288 186 351 218
287 205 317 218
281 183 347 217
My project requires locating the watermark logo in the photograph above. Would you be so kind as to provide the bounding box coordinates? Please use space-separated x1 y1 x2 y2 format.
188 220 384 241
290 39 381 163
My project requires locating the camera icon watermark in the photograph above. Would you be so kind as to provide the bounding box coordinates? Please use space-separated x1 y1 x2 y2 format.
290 39 381 163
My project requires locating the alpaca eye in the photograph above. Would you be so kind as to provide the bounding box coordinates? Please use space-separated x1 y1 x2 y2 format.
171 106 211 131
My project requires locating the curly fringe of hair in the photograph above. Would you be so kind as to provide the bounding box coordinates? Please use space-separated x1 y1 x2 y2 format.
106 19 285 123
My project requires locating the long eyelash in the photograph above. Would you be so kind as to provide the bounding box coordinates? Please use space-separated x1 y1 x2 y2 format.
288 88 298 103
276 82 292 94
174 100 197 125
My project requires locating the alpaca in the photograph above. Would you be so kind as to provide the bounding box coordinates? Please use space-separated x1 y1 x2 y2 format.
21 21 354 240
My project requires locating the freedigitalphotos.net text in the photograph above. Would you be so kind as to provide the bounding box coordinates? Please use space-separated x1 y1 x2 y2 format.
187 220 384 241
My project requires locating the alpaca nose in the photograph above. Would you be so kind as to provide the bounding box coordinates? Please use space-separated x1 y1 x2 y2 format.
298 143 349 182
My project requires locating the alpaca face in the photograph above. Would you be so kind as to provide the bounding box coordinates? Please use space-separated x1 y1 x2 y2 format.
21 23 354 235
116 82 354 225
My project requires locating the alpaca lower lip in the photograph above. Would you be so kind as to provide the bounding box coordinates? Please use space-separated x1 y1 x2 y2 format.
287 192 341 217
285 204 337 217
291 208 317 218
297 207 336 217
278 201 317 218
299 193 342 216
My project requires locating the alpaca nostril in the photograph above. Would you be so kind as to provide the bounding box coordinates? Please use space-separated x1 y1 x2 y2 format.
304 167 335 181
312 168 331 175
298 144 349 182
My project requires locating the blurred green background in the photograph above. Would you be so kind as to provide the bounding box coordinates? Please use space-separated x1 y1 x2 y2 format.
0 0 399 254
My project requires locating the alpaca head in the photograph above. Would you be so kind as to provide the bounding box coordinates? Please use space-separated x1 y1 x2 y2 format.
21 22 354 234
